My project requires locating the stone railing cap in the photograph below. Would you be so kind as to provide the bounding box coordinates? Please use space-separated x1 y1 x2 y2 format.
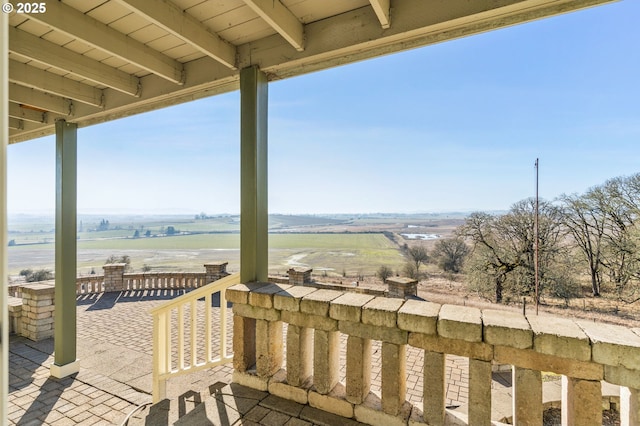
329 293 376 322
397 299 440 335
273 286 318 311
362 297 404 328
483 309 532 349
438 304 482 343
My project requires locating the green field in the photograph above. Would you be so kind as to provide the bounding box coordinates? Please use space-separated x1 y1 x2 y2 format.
8 232 405 278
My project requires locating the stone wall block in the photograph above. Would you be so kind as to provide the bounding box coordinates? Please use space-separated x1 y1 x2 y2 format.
274 286 317 312
528 315 591 361
281 311 337 332
340 320 407 345
577 320 640 370
232 302 281 321
437 304 482 343
483 309 532 349
249 283 292 308
362 297 404 328
397 299 440 334
409 333 492 361
300 289 343 317
329 293 375 322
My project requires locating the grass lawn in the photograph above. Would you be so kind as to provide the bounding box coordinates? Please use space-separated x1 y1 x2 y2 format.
8 233 406 277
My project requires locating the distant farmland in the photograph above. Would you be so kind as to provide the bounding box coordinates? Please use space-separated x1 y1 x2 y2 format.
7 233 405 278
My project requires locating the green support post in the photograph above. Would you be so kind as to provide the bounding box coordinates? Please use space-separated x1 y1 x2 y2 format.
51 120 80 378
240 66 269 283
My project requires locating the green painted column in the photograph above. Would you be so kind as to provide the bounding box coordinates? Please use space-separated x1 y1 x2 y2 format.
240 66 268 283
51 120 80 378
1 10 9 425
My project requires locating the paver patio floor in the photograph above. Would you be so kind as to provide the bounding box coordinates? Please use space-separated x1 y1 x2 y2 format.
8 290 475 425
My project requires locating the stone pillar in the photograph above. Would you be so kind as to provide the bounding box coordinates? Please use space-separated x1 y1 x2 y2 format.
562 376 602 426
382 342 406 415
8 297 22 336
346 335 371 404
288 268 313 285
205 262 229 282
233 315 256 372
103 263 126 292
52 120 79 379
513 366 542 426
21 282 55 341
256 319 283 378
386 277 417 298
423 351 446 426
314 329 340 394
621 386 640 426
240 66 268 283
286 325 312 387
468 359 492 426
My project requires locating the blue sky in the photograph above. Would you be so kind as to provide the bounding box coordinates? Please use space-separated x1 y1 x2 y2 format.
7 0 640 215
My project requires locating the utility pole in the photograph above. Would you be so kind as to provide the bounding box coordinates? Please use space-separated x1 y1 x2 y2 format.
534 158 540 315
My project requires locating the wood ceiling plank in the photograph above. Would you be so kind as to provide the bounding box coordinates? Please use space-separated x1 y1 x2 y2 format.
115 0 238 69
26 0 185 84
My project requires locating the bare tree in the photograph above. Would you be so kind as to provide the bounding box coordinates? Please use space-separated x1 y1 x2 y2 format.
560 190 608 297
376 265 393 283
461 199 571 303
431 237 469 273
407 244 428 277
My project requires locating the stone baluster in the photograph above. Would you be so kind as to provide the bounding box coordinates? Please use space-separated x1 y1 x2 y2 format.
256 319 283 377
513 366 542 425
345 335 371 404
381 342 406 415
286 325 312 387
621 387 640 426
468 358 492 425
423 351 446 425
562 376 602 425
299 289 342 394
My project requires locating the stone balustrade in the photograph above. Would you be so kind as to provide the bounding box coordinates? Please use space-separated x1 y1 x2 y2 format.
10 263 230 342
227 282 640 426
75 262 229 294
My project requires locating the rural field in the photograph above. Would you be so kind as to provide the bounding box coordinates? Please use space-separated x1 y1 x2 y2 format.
7 213 463 278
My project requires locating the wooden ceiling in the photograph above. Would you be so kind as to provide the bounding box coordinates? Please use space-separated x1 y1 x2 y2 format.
6 0 617 143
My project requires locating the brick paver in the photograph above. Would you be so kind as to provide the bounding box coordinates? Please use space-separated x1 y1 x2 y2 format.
9 289 476 425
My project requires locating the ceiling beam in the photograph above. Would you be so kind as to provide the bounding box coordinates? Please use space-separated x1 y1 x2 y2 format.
9 83 74 115
9 117 24 130
238 0 618 77
369 0 391 29
9 27 140 97
25 0 184 85
9 60 104 107
243 0 304 51
115 0 237 69
9 102 46 123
